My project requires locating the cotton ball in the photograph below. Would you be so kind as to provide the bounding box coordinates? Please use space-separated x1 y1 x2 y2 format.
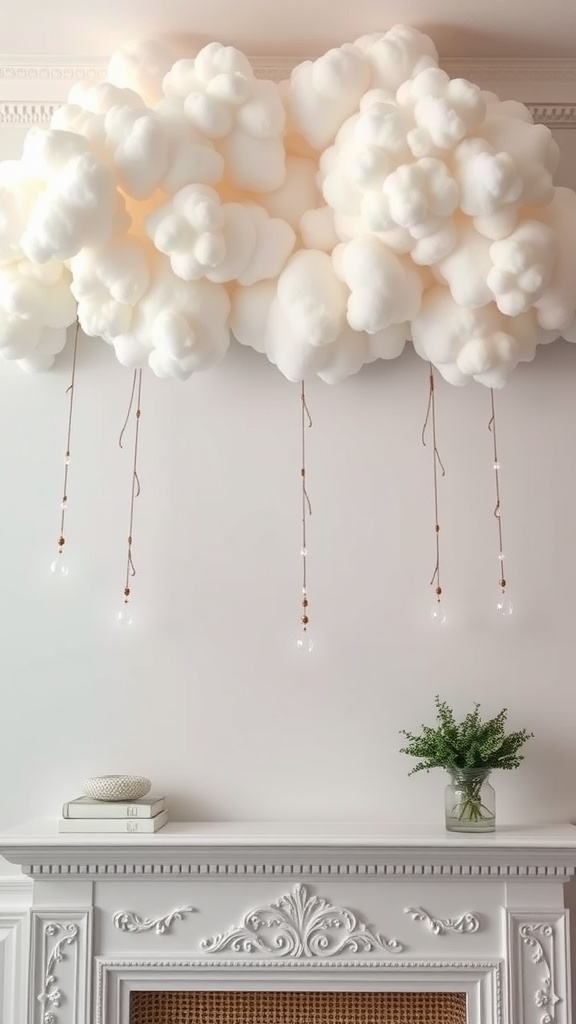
265 296 327 380
103 106 169 199
113 261 231 380
112 332 150 369
67 81 146 116
194 42 254 82
397 69 486 156
235 78 285 140
107 40 176 106
146 184 282 284
335 236 423 333
237 207 295 286
354 25 438 91
487 220 556 315
455 331 519 387
314 326 374 384
300 206 340 252
434 222 493 308
377 157 459 262
411 284 536 386
259 157 320 230
230 280 276 353
482 109 559 206
146 184 228 281
454 138 522 221
19 131 127 262
71 237 150 341
276 249 348 346
0 258 77 328
288 44 370 151
219 130 286 192
531 187 576 332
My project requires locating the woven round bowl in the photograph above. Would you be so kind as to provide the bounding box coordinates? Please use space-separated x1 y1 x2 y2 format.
82 775 151 802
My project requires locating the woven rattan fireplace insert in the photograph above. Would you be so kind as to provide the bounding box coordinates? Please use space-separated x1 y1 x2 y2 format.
130 990 468 1024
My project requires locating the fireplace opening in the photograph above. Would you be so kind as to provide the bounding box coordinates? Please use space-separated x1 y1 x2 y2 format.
129 990 468 1024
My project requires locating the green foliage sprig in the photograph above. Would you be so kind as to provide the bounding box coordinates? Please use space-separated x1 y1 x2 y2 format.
400 696 533 775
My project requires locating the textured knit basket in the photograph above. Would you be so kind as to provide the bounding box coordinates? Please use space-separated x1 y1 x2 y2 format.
82 775 151 801
129 990 468 1024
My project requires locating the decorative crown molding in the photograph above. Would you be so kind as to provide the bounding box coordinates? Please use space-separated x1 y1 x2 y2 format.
201 883 404 957
0 55 575 129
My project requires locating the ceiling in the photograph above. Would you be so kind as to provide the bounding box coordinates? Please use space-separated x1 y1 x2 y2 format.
2 0 576 59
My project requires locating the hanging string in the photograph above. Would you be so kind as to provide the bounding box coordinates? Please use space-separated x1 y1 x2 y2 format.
297 381 313 651
488 389 513 616
422 364 446 623
118 369 142 624
50 319 80 577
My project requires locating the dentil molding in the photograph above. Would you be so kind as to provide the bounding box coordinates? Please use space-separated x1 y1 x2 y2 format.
200 883 404 957
0 55 575 130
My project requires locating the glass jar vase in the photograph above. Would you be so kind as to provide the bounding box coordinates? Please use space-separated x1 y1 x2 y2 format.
445 769 495 832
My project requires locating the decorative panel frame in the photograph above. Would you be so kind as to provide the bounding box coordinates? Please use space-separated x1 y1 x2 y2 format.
506 909 570 1024
95 956 504 1024
29 909 92 1024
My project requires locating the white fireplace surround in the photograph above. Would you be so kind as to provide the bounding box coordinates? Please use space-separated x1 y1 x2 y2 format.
0 821 575 1024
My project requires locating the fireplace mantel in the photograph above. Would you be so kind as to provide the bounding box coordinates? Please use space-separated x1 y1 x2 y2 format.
1 819 576 877
1 820 575 1024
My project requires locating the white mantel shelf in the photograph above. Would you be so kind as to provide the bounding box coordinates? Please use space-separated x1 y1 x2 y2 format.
2 822 576 1023
1 819 576 878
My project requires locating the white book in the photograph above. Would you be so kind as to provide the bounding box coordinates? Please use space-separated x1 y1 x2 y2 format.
57 810 169 834
62 795 165 819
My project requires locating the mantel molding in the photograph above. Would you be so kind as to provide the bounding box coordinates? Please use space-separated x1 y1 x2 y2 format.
0 55 575 131
2 822 576 881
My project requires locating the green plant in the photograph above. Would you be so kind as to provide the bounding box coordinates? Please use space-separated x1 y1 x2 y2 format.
400 696 533 825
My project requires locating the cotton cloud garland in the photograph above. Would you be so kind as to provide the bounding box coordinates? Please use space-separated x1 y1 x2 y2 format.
1 27 575 386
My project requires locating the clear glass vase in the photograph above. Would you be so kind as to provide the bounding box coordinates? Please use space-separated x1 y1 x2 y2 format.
445 769 495 833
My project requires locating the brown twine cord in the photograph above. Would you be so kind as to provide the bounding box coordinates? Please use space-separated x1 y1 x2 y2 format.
56 319 80 550
488 388 507 592
421 365 445 596
119 370 143 595
300 381 312 628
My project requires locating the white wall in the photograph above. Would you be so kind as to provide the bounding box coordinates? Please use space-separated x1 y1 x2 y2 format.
1 102 576 874
1 328 576 841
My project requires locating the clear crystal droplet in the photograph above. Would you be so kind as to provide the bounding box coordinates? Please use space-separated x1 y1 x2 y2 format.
496 592 513 617
117 602 133 626
60 497 68 510
296 630 313 652
431 601 446 625
300 546 308 556
64 454 71 466
50 552 68 577
498 552 505 561
493 461 500 470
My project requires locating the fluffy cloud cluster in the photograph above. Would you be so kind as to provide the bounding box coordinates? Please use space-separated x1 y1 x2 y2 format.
0 28 574 385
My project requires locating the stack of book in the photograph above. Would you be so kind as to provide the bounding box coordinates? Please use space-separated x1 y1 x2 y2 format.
58 794 168 833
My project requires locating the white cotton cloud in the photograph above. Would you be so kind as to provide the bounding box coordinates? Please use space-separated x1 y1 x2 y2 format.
1 26 574 386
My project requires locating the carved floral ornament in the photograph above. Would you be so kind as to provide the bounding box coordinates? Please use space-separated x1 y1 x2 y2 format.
37 922 79 1024
200 883 404 957
1 29 576 388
